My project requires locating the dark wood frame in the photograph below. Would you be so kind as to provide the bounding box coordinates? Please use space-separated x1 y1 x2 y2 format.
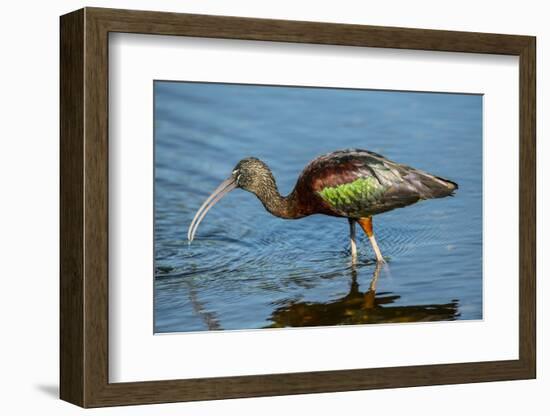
60 7 536 408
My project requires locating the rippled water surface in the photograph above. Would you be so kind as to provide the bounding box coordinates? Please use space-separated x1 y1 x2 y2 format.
154 81 482 333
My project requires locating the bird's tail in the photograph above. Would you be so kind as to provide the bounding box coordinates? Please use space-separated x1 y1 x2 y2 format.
416 171 458 199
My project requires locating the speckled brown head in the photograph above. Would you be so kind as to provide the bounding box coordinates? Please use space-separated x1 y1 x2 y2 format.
232 157 276 196
187 157 282 242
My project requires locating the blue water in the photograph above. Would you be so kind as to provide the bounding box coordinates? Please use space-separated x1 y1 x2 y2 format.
154 81 482 333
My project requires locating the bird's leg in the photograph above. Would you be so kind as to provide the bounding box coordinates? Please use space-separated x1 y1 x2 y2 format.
358 217 385 263
348 218 357 264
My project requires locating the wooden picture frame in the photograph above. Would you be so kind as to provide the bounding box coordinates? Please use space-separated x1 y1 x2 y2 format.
60 7 536 408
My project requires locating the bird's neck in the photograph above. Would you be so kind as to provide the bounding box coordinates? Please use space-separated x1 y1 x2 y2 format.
252 179 301 220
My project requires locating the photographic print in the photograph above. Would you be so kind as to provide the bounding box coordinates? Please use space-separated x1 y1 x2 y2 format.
60 9 535 406
154 81 482 333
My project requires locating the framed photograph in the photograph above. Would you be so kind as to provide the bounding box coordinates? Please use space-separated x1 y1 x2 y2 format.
60 7 536 408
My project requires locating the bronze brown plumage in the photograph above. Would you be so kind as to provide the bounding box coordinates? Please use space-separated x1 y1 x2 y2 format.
188 149 458 263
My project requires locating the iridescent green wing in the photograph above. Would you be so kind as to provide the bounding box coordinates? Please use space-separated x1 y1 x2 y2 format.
307 149 457 218
317 176 388 217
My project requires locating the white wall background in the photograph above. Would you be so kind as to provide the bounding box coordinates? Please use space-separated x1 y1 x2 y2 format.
0 1 545 414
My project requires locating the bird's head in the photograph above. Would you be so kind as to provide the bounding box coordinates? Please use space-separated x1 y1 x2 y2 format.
187 157 275 243
232 157 275 194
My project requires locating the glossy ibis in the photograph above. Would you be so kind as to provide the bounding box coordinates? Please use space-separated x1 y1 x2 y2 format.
188 149 458 263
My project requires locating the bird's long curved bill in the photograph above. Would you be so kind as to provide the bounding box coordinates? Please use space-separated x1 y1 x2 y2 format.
187 177 237 243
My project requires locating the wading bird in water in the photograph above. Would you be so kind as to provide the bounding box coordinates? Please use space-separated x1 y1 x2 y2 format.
188 149 457 263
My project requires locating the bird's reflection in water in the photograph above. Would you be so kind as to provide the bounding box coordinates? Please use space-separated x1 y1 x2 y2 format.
266 265 460 328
